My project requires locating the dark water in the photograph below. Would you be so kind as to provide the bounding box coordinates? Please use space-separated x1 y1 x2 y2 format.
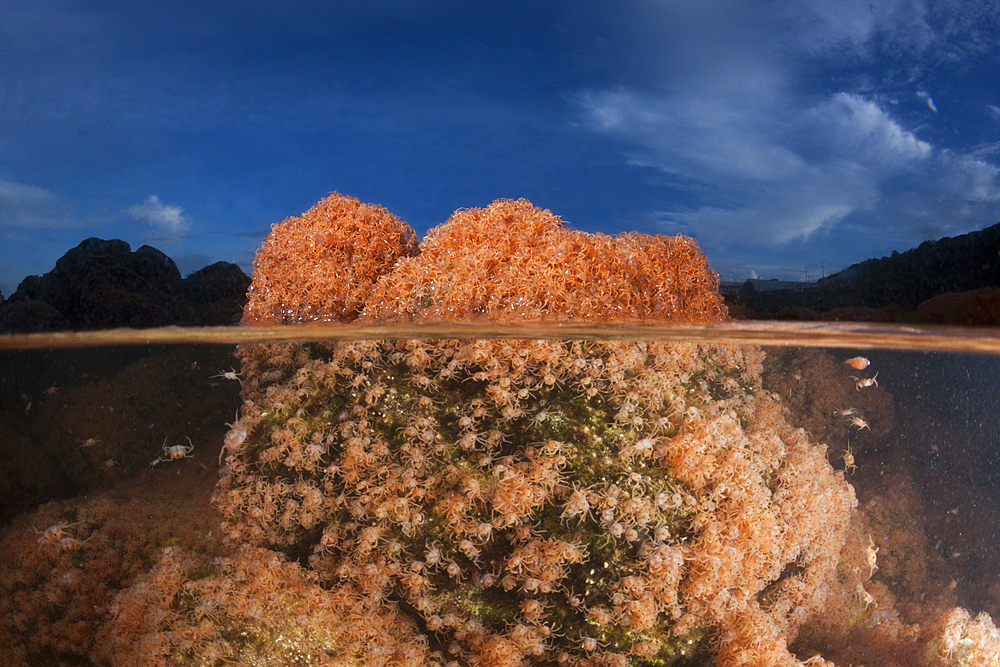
2 321 998 577
1 321 998 664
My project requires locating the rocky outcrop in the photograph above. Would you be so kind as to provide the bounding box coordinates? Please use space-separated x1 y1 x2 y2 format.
0 238 249 331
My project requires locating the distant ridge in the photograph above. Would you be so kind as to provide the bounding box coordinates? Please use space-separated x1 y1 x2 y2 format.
733 221 1000 316
822 221 1000 306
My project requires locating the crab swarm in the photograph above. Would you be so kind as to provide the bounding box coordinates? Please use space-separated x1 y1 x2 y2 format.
211 335 856 666
242 194 729 326
240 193 419 325
204 193 854 665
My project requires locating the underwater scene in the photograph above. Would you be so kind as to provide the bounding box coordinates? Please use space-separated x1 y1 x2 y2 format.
2 196 1000 667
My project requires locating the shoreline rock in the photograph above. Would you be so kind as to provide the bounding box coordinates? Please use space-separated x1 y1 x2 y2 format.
0 238 249 332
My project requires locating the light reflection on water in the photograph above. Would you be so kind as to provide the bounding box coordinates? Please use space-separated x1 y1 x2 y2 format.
2 320 1000 352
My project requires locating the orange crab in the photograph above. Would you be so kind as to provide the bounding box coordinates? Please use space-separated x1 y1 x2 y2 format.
844 356 870 370
844 357 872 371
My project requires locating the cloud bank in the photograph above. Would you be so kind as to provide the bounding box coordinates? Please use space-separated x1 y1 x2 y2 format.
0 180 75 229
571 0 1000 277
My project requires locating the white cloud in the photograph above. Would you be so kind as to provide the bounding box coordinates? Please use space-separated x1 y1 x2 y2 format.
935 150 1000 204
0 179 75 228
575 87 804 185
810 93 933 168
575 88 881 244
788 0 934 56
569 0 1000 282
786 0 1000 64
576 82 1000 257
123 195 190 237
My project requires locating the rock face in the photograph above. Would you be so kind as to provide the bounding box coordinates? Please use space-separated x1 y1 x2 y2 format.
0 238 250 331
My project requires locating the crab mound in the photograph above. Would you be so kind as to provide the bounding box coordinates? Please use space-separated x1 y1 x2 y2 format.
208 195 857 666
241 192 418 325
205 333 863 667
362 198 728 323
245 194 728 325
198 194 859 665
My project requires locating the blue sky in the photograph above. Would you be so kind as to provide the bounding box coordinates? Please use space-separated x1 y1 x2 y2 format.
2 0 999 297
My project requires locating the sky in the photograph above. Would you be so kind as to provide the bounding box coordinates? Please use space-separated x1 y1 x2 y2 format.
2 0 1000 297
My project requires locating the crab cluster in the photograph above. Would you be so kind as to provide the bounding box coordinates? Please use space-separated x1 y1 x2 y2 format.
240 194 729 327
200 193 864 666
209 334 857 666
360 198 728 324
240 192 419 325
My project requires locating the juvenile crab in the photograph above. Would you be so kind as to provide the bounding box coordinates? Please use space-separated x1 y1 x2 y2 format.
151 436 195 467
33 521 83 550
220 410 249 465
849 416 870 431
857 583 877 610
210 368 243 388
33 521 96 553
866 535 880 578
842 443 857 474
851 371 879 391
